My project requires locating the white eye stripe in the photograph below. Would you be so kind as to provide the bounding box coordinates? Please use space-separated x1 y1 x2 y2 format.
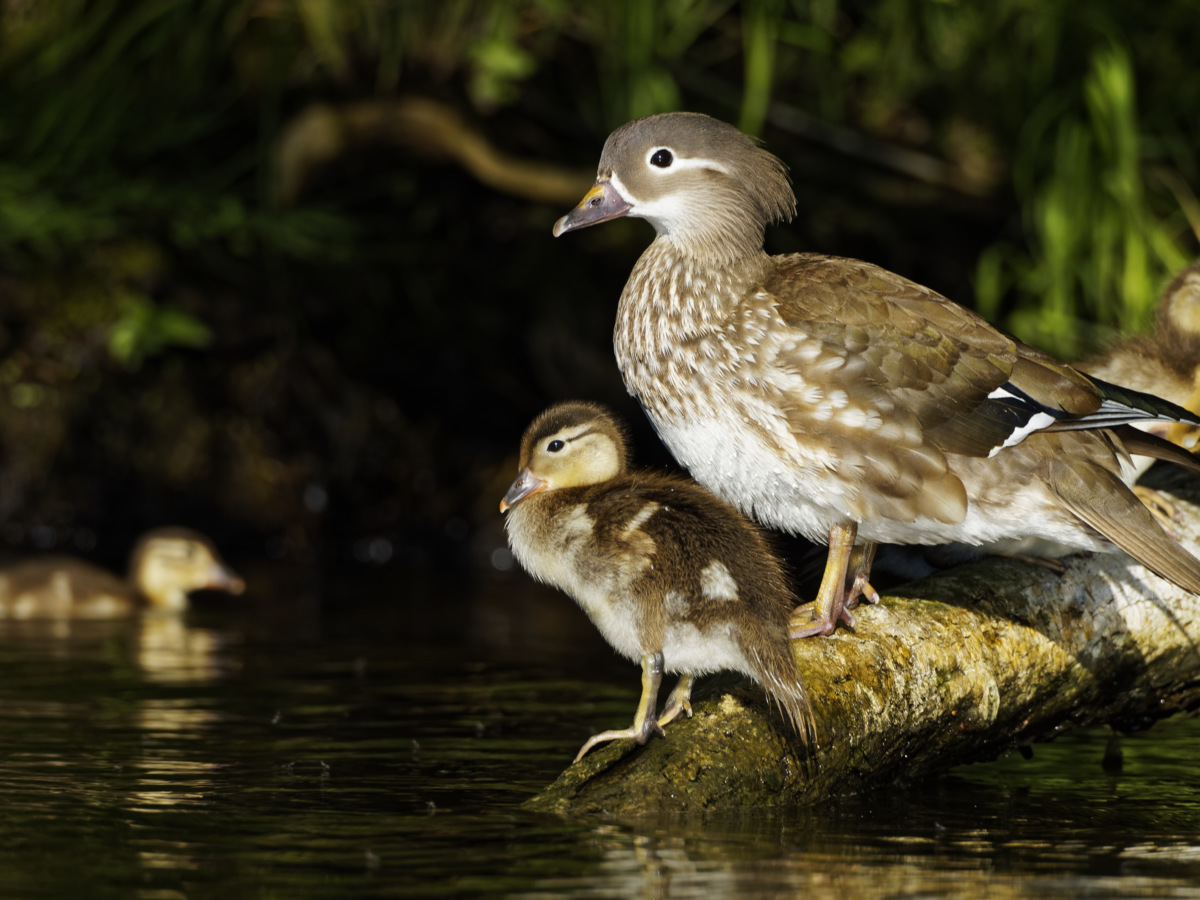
643 148 729 176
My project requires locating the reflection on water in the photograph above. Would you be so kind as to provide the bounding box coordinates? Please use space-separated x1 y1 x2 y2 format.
0 568 1198 898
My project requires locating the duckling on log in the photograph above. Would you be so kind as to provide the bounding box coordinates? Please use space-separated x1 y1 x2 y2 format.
501 401 813 762
1081 261 1200 468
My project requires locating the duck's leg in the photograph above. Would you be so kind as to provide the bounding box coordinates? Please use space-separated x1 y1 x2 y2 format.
789 521 857 638
574 651 665 763
657 673 696 728
845 540 881 610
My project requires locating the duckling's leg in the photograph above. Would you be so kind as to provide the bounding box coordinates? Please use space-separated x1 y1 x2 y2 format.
657 673 696 728
789 522 857 638
574 651 665 763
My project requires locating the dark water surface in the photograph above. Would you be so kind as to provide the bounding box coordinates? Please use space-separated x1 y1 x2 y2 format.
3 567 1200 899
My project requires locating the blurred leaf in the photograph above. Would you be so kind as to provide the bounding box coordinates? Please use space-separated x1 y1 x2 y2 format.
986 39 1193 356
107 293 213 370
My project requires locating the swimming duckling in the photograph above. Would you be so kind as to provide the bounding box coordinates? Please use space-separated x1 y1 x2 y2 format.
0 527 245 618
501 401 814 762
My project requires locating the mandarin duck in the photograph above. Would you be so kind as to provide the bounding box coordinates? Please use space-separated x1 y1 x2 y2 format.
552 112 1200 638
500 401 813 762
0 527 245 618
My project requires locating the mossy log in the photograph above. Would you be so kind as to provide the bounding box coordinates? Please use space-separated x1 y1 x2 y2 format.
525 469 1200 815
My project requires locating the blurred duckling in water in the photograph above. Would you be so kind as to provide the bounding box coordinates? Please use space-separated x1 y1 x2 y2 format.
0 527 245 618
500 401 814 762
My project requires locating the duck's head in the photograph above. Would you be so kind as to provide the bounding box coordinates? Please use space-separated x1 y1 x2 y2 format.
1158 262 1200 341
553 112 796 263
130 527 246 612
500 402 630 512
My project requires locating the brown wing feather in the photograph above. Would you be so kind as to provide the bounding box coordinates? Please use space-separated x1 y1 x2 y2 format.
768 255 1081 461
1046 456 1200 594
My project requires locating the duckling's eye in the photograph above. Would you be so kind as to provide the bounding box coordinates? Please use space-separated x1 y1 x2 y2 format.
650 149 673 168
547 439 565 452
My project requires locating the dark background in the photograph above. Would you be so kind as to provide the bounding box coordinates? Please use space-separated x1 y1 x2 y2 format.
1 0 1197 584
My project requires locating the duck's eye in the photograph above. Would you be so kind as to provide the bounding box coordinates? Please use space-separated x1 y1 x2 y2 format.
650 149 673 168
547 439 565 452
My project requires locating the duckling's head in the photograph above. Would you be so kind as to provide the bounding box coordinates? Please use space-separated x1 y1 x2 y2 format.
500 402 630 512
1157 262 1200 341
129 527 246 612
553 112 795 263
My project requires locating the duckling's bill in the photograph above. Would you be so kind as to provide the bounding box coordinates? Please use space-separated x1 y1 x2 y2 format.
552 181 632 237
500 469 548 512
208 563 246 596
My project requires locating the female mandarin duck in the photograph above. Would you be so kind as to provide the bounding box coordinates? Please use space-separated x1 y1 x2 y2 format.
0 527 245 618
553 112 1200 637
500 401 813 762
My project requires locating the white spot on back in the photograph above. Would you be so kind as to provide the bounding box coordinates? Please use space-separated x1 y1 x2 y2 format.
664 589 688 617
622 502 660 537
700 560 739 602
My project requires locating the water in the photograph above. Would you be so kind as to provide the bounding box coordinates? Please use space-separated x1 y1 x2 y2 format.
2 566 1200 898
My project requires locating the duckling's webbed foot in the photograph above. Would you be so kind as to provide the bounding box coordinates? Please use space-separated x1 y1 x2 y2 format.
573 651 665 763
657 673 696 728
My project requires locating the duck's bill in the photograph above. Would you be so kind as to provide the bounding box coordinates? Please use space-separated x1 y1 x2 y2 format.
209 564 246 596
500 469 548 512
552 181 631 236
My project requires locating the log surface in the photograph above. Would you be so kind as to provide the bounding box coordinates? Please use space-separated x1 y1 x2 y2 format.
525 469 1200 816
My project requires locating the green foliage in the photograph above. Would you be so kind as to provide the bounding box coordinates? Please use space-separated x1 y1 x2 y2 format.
2 0 1199 369
107 294 212 370
975 42 1193 356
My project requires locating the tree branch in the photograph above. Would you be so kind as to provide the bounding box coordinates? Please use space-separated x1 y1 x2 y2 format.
525 468 1200 815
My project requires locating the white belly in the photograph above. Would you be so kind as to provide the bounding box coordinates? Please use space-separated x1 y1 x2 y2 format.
647 409 1114 552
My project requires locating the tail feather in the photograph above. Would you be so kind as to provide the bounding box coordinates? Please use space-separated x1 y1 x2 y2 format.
1087 375 1200 427
1111 424 1200 476
748 644 816 746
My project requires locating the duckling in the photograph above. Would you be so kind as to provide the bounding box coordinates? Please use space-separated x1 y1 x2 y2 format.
500 401 813 762
0 527 245 618
553 112 1200 637
1081 261 1200 458
1078 262 1200 528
